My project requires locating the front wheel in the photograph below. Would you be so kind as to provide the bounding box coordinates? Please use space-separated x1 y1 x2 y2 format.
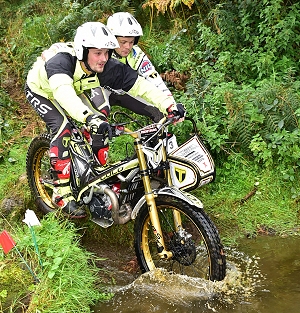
134 195 226 281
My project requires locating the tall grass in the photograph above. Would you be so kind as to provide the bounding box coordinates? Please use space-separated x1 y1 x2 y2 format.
195 153 300 245
0 213 111 312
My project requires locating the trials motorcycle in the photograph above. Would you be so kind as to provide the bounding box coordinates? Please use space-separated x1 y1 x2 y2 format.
26 112 226 281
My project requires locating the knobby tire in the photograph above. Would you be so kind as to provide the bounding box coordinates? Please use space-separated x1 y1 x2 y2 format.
26 133 56 214
134 195 226 281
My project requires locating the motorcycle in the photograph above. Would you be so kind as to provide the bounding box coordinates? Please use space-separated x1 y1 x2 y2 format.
26 112 226 281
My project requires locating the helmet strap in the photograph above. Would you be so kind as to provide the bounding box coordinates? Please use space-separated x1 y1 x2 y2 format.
113 49 122 59
81 48 95 73
82 47 89 62
84 60 95 74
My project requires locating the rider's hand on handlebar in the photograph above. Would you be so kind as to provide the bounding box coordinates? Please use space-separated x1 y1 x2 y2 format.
167 103 186 123
86 114 112 139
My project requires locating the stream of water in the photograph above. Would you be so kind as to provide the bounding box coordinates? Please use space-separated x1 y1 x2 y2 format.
94 235 300 312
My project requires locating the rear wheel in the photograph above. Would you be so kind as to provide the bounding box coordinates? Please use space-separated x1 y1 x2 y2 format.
26 133 56 214
134 195 226 281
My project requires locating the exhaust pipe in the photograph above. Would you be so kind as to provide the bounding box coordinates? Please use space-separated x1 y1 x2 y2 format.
103 187 132 224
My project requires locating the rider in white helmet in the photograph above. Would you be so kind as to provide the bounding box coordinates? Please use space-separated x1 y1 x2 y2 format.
25 22 185 217
107 12 172 95
88 12 179 123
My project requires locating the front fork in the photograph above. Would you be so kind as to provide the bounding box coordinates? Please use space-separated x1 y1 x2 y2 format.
135 138 179 260
162 140 183 232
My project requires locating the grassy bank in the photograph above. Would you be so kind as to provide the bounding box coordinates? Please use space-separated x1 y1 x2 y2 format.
0 212 112 312
195 154 300 245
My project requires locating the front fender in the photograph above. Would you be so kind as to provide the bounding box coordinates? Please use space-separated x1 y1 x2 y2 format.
131 186 204 220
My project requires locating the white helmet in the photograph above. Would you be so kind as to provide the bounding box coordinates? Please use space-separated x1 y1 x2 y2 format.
107 12 143 44
74 22 119 60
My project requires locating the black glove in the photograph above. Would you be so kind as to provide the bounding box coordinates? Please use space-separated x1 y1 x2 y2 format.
167 103 186 119
86 114 112 139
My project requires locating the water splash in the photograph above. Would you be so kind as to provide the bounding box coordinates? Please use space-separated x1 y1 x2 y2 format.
206 247 266 311
95 247 266 312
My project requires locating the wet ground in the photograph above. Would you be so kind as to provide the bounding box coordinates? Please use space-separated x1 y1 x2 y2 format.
82 239 140 286
84 235 300 313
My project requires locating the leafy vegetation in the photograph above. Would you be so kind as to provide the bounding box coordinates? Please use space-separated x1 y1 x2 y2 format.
194 153 300 245
0 0 300 310
0 213 110 312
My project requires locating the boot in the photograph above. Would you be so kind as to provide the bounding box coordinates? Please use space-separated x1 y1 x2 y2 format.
91 134 109 166
52 179 86 217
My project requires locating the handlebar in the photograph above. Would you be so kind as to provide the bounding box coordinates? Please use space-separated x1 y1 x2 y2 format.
82 111 194 141
109 114 176 139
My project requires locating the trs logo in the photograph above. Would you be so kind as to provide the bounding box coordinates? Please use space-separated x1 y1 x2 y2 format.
175 167 186 183
25 89 52 117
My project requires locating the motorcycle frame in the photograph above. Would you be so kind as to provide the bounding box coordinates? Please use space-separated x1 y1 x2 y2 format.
67 116 209 261
66 118 185 260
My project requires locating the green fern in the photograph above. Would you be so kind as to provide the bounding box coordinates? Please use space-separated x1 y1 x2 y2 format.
254 80 300 136
230 110 254 152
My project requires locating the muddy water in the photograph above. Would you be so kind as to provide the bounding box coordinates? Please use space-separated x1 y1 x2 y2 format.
94 236 300 313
